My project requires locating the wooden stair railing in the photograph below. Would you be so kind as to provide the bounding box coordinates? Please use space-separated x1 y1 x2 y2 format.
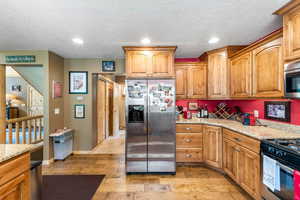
6 115 44 144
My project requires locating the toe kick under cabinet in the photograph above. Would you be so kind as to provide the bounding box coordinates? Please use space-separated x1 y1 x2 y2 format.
176 124 203 162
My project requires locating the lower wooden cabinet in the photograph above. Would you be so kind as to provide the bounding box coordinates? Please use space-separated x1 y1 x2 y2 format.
223 129 261 200
176 148 203 162
203 126 222 169
0 153 30 200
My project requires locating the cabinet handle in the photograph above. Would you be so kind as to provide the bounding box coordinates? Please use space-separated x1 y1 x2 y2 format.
185 139 192 143
186 128 191 130
235 148 240 152
185 154 192 158
234 138 241 142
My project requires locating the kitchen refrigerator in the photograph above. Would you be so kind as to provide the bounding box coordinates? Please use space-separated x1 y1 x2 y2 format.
125 79 176 174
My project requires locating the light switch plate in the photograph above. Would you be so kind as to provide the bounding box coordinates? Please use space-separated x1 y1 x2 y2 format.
54 108 60 115
254 110 259 118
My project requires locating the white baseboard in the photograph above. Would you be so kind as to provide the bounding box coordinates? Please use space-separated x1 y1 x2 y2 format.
42 158 54 165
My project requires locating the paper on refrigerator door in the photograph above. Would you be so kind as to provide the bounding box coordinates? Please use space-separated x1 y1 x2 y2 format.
263 155 277 192
294 170 300 200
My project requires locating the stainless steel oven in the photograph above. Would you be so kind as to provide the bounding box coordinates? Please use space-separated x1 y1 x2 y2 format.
285 61 300 98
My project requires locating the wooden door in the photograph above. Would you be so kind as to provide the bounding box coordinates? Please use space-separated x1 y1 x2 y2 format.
223 138 239 181
107 82 114 137
239 146 260 200
175 67 187 99
151 51 174 77
0 172 30 200
283 6 300 61
126 51 150 77
230 52 252 98
203 126 222 168
118 83 126 130
252 38 283 97
208 51 228 98
97 79 106 144
187 64 207 99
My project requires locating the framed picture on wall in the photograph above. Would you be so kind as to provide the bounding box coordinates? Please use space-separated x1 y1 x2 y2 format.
102 61 116 72
188 102 198 111
74 104 85 119
264 101 291 122
69 71 88 94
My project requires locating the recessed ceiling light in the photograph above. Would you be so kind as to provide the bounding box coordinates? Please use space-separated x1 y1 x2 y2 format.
141 38 151 45
208 37 220 44
72 37 84 45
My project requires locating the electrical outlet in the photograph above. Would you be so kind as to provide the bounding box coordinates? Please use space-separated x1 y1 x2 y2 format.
254 110 259 118
54 108 60 115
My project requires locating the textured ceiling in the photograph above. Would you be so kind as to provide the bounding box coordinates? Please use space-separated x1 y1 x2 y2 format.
0 0 290 58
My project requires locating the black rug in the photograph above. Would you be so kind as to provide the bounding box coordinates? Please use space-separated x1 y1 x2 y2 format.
42 175 105 200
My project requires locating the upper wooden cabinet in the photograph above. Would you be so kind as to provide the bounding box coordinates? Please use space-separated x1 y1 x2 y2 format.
175 62 207 99
229 52 252 98
275 1 300 61
206 46 245 99
252 38 284 97
123 46 177 78
229 30 284 98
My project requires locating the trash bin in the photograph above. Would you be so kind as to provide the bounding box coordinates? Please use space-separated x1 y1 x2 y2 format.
51 130 73 160
31 161 42 200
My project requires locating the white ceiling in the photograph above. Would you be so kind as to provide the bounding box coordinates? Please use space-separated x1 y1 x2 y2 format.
0 0 290 59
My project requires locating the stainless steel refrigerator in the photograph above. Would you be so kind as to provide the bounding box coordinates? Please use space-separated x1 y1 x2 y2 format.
125 79 176 174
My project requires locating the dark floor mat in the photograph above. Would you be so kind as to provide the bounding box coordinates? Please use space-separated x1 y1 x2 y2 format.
42 175 105 200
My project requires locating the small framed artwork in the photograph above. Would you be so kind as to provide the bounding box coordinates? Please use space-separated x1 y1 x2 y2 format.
74 104 85 119
188 102 198 111
69 71 88 94
102 61 116 72
264 101 291 122
53 81 63 98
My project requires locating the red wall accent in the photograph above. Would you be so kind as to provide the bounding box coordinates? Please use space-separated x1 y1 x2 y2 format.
176 99 300 125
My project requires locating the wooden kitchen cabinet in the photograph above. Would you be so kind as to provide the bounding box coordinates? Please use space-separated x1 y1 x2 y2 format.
206 46 245 99
229 52 252 98
175 62 207 99
123 46 177 78
223 138 239 181
275 2 300 61
252 38 284 97
223 128 261 200
0 153 30 200
203 125 222 168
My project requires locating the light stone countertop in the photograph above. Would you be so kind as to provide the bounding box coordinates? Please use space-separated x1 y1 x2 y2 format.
177 118 300 140
0 144 40 164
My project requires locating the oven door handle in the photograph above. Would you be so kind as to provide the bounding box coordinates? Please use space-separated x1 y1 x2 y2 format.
276 161 294 174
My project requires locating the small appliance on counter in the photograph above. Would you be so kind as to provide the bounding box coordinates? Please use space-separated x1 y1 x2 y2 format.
261 139 300 200
242 113 256 126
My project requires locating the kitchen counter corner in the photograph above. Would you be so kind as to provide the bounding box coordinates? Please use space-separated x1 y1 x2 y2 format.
0 144 37 164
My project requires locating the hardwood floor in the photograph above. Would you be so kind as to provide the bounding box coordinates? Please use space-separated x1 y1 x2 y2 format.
43 136 253 200
91 136 125 154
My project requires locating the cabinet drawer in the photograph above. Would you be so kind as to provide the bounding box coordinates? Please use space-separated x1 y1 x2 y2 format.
176 148 203 162
176 133 203 148
223 129 260 154
0 153 30 186
176 124 202 133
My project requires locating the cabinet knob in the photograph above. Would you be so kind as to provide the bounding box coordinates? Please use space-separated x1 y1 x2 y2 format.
185 139 192 143
185 154 192 158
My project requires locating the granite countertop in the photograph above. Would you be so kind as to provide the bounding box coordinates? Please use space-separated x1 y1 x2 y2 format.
177 118 300 140
0 144 40 164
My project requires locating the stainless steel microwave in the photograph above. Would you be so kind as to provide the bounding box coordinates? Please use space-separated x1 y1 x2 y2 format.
285 62 300 98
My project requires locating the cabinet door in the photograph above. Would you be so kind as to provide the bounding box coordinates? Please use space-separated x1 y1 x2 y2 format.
283 6 300 61
230 52 252 98
175 67 187 99
223 138 239 181
203 126 222 168
0 172 30 200
152 51 174 77
187 64 207 99
126 51 151 77
252 38 283 97
208 52 228 98
239 146 260 200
